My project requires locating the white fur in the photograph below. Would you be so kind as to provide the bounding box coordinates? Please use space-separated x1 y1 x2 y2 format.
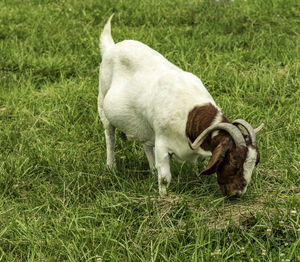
98 17 217 195
241 146 257 195
211 112 223 138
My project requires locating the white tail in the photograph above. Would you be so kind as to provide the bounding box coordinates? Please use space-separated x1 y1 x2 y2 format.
100 15 115 57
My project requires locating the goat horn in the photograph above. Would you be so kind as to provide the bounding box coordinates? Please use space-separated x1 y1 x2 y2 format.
233 119 257 146
254 123 264 134
190 123 246 150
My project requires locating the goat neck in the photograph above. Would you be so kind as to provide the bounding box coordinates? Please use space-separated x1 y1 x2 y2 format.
186 103 232 153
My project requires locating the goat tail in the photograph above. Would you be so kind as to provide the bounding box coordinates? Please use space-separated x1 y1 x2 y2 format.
100 14 115 57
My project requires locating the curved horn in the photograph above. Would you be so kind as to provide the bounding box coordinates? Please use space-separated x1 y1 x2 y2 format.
233 119 257 146
190 123 246 150
254 123 264 134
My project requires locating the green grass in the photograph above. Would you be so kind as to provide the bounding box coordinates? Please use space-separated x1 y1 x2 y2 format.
0 0 299 261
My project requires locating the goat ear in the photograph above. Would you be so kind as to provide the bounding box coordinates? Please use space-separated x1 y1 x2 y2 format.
199 141 229 176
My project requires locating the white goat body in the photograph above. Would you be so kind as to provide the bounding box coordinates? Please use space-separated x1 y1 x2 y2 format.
98 17 220 195
98 16 261 196
101 40 216 156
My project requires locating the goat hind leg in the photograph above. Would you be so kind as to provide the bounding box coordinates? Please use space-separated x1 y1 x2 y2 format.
104 124 116 169
98 96 116 169
143 144 155 173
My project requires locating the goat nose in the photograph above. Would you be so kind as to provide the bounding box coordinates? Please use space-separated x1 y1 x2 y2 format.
228 190 243 199
235 191 243 197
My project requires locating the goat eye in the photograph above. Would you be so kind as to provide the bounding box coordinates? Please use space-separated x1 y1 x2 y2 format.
242 181 247 187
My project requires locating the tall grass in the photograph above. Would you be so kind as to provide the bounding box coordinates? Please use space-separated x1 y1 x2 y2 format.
0 0 299 261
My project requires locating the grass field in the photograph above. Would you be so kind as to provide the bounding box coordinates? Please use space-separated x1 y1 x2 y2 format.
0 0 299 261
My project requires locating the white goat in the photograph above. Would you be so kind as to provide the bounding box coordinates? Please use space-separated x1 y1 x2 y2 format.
98 16 263 197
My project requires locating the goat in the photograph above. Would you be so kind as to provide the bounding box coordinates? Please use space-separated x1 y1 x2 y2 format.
98 16 264 197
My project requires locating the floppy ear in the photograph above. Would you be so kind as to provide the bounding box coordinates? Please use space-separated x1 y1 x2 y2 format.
198 141 230 176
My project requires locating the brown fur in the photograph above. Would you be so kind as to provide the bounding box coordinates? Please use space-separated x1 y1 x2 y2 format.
185 104 233 156
216 146 248 196
186 103 218 143
199 137 250 197
200 137 232 176
186 103 230 151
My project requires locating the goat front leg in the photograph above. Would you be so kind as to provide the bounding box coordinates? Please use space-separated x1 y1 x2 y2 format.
155 139 171 196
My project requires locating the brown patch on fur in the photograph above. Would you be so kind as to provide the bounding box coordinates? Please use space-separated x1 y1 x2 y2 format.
186 103 218 143
186 103 230 151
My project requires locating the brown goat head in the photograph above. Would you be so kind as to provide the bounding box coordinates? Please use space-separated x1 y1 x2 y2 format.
186 104 263 197
199 139 260 197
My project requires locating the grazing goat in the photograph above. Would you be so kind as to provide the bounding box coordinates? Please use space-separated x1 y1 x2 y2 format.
98 16 263 197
